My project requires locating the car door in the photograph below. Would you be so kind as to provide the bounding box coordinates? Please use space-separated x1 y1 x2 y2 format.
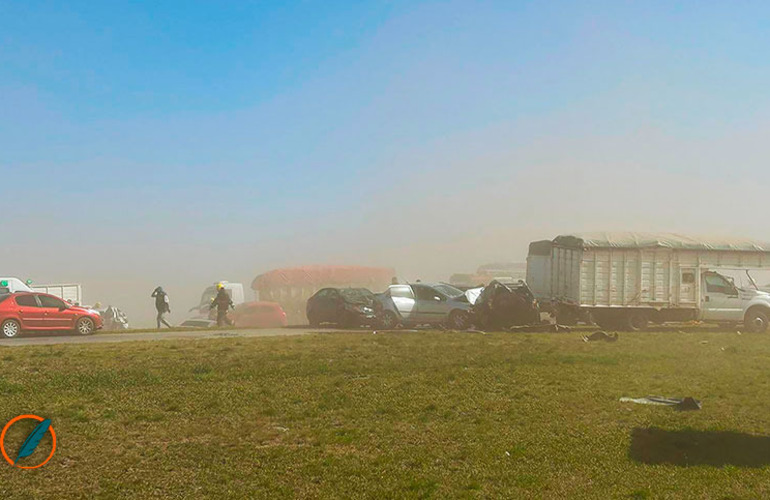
412 285 450 324
701 272 744 321
37 294 73 329
388 285 416 321
13 294 44 329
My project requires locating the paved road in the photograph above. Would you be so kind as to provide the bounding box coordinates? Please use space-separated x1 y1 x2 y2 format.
0 327 319 347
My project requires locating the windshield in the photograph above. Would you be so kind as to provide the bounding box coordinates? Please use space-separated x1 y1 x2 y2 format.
339 288 374 302
433 284 464 298
713 269 770 292
199 287 217 307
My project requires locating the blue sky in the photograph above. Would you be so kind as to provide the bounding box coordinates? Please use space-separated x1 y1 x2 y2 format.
3 1 770 323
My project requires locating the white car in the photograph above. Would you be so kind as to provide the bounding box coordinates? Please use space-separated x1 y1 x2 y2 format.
377 283 474 330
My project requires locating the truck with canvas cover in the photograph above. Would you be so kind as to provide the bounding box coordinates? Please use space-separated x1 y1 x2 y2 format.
526 232 770 332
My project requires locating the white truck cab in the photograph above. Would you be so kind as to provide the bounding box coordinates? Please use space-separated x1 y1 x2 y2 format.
699 271 770 330
0 277 34 295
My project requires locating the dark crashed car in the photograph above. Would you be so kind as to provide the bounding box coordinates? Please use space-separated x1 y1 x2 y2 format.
471 279 540 329
306 288 379 328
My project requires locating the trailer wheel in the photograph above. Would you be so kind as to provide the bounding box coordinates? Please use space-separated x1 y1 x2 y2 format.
745 308 769 333
625 312 649 332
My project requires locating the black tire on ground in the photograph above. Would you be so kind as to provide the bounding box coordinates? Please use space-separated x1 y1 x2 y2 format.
625 311 649 332
76 317 95 335
1 319 21 339
745 309 769 333
448 310 470 330
379 311 399 330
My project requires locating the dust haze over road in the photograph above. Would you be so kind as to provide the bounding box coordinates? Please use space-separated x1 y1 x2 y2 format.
3 3 770 327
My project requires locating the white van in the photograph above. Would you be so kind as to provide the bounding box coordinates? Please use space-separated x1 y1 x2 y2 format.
0 277 34 295
187 281 246 318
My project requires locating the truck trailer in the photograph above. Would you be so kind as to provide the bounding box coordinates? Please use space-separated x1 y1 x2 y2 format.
31 283 83 305
526 232 770 332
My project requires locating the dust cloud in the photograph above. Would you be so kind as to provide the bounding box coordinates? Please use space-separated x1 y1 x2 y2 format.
5 123 770 327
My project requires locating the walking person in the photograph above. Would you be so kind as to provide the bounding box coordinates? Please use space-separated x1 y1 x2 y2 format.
152 286 172 328
210 283 234 327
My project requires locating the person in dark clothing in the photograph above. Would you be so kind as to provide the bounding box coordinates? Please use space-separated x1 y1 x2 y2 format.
210 283 234 327
151 286 172 328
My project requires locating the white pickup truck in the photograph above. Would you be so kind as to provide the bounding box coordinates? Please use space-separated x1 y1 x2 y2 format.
527 233 770 332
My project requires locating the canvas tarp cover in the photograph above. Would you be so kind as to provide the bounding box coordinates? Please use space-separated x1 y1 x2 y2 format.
552 232 770 252
252 265 395 291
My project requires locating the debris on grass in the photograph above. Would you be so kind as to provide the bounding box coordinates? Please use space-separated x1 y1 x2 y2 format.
620 396 701 411
582 331 618 342
506 323 571 333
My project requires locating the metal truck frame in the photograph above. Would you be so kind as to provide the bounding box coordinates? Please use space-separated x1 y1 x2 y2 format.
527 232 770 332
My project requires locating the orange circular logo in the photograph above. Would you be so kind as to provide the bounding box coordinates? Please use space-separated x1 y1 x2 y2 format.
1 415 57 469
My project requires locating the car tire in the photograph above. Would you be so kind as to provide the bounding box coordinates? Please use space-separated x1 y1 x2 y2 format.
625 311 649 332
308 314 320 327
448 310 470 330
379 311 399 330
745 309 769 333
1 319 21 339
76 317 95 336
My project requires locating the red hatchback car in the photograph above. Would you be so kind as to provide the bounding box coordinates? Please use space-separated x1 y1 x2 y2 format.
0 292 103 338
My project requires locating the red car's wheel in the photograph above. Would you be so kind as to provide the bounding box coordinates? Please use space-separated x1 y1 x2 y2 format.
1 319 21 338
76 317 95 335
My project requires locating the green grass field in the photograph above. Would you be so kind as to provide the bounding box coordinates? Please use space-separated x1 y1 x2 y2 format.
1 329 770 499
